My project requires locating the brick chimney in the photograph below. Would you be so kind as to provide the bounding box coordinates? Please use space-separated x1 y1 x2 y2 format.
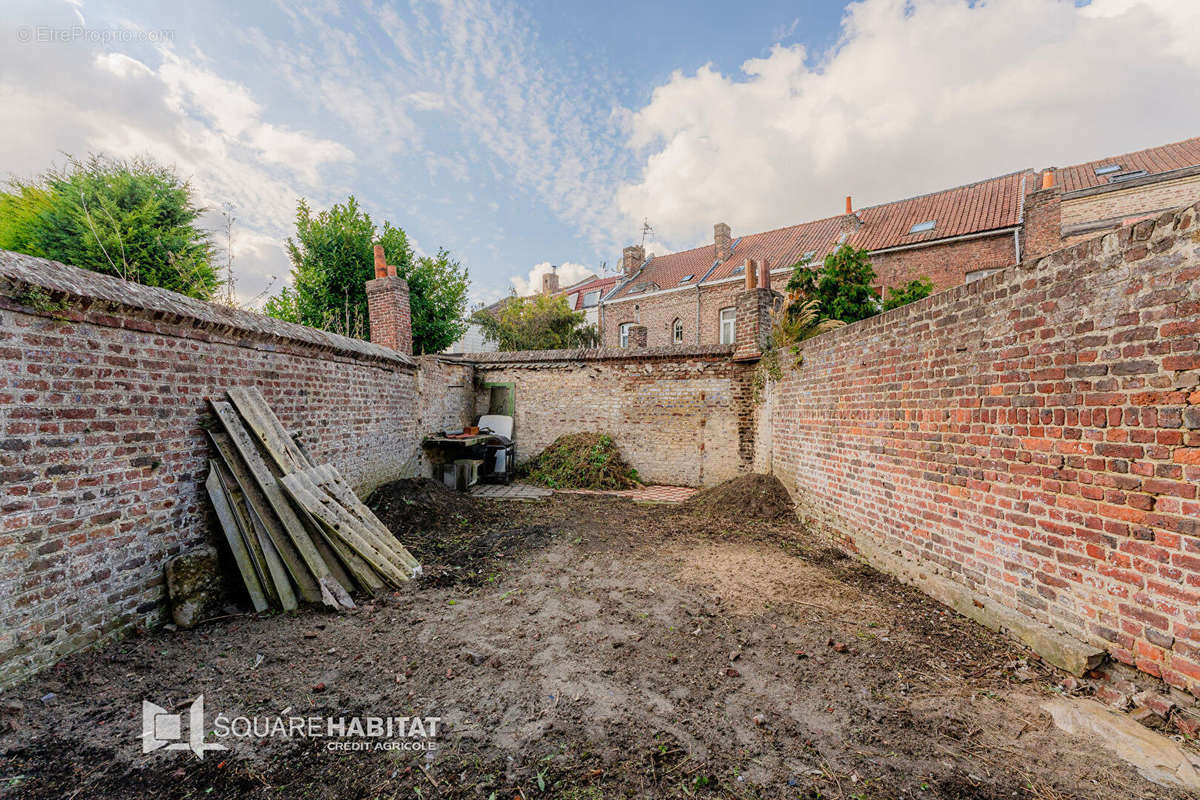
1023 169 1063 262
714 223 732 262
541 269 560 295
839 196 863 239
621 245 645 277
366 243 413 355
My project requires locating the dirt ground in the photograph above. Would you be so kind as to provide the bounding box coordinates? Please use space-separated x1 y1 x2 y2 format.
0 479 1191 799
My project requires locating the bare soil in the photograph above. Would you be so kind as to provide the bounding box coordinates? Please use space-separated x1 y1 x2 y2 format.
0 480 1188 799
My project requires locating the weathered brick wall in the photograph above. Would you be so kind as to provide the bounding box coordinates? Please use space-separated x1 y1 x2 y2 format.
871 232 1018 292
467 347 753 486
768 203 1200 695
0 252 448 687
1062 173 1200 229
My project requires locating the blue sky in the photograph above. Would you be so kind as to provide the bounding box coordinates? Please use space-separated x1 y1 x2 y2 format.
2 0 1199 307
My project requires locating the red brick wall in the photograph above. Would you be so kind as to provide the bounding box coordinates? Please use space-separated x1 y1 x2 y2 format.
769 204 1200 695
0 253 467 687
871 232 1018 293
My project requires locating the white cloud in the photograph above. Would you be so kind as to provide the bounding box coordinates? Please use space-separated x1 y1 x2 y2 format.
615 0 1200 249
510 261 595 296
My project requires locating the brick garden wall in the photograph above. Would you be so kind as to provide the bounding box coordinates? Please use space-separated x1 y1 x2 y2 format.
767 203 1200 696
467 346 754 487
0 252 453 687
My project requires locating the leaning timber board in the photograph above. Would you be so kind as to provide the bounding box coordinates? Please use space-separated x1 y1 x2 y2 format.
205 462 268 612
209 400 353 610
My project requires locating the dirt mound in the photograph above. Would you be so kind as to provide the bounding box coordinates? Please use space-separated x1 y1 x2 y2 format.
681 473 794 521
366 477 555 586
522 432 639 489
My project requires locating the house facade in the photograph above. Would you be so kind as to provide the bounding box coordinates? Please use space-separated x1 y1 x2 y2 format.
600 135 1200 348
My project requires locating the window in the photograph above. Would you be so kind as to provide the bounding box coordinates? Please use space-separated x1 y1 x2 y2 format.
1094 164 1122 176
908 220 936 234
1108 169 1148 183
679 274 694 284
619 322 634 348
801 249 817 262
582 290 601 307
672 319 684 344
731 264 745 275
719 307 736 344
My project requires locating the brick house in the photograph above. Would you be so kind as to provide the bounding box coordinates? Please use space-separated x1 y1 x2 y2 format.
601 135 1200 348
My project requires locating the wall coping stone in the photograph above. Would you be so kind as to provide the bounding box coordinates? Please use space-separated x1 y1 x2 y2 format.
0 249 415 368
452 344 735 367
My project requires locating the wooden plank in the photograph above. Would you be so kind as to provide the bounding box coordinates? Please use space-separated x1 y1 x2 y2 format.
290 495 357 595
246 501 298 611
247 386 316 469
227 387 312 474
205 462 269 612
209 401 354 610
312 465 421 572
316 523 385 595
208 430 321 605
280 473 412 586
212 458 276 606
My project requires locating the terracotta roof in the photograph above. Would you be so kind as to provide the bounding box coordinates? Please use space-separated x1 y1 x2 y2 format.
1054 136 1200 193
611 171 1025 299
562 275 619 310
848 171 1025 250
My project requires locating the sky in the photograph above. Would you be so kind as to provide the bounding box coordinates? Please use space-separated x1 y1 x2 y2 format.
2 0 1199 309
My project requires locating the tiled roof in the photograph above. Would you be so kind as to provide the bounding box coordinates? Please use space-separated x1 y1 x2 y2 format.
1055 136 1200 193
562 275 619 310
611 171 1025 299
849 171 1025 250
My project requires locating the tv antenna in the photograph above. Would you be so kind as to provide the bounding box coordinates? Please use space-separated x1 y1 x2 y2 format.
640 218 653 247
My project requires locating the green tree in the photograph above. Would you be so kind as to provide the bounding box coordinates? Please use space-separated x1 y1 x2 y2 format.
0 154 217 299
785 243 879 324
264 197 469 353
883 277 935 311
472 293 599 351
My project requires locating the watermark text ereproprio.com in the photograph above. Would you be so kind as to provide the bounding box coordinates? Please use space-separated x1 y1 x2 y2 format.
15 26 174 44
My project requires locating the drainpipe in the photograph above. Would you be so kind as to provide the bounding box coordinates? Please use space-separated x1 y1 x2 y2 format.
1014 172 1027 264
695 285 702 345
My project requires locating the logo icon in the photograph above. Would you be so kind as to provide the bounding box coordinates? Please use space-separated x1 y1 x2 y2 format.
141 695 227 759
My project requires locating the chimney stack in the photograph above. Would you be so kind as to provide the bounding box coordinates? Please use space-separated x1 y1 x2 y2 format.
714 222 732 262
366 246 412 355
541 269 560 296
621 245 645 277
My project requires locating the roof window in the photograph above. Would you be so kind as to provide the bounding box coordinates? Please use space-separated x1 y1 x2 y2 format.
1108 169 1148 184
801 249 817 261
730 264 744 275
679 274 694 284
1093 164 1122 176
908 220 936 234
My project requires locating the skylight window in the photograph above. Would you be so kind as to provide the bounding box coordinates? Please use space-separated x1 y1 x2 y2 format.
1093 164 1122 176
801 249 817 262
1108 169 1148 184
731 264 744 275
729 237 742 255
679 274 694 284
909 220 936 234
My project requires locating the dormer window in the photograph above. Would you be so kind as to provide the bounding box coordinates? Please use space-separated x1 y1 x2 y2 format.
908 220 936 234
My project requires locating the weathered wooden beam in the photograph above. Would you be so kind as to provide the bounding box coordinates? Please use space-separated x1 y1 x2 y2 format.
227 387 313 474
209 400 354 610
312 465 421 572
208 430 320 605
205 462 268 612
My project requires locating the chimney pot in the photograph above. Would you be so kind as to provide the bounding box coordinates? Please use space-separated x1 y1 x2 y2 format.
373 244 387 279
845 196 853 215
1041 170 1055 190
744 259 757 290
758 258 770 290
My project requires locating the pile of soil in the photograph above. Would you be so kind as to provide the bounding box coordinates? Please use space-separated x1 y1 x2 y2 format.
366 477 555 587
681 473 795 521
521 432 639 490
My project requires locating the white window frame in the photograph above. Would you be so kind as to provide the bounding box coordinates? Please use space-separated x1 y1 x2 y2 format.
619 322 634 348
672 318 684 344
719 307 736 344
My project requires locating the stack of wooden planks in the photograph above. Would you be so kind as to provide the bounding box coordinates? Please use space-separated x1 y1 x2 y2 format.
204 387 420 612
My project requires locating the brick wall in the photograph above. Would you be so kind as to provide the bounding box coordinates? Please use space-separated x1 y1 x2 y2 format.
767 203 1200 696
1062 173 1200 229
871 232 1018 292
467 346 753 487
0 252 463 687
